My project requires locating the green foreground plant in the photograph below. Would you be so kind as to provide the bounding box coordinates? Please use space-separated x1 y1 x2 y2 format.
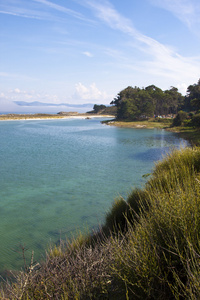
1 147 200 299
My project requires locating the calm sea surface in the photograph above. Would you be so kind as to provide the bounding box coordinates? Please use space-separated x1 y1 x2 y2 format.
0 118 188 272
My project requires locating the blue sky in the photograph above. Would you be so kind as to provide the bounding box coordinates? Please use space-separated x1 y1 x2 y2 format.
1 0 200 113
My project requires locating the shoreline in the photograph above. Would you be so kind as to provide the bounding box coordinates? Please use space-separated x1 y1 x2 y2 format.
0 113 115 121
105 119 171 130
106 119 200 146
1 114 197 145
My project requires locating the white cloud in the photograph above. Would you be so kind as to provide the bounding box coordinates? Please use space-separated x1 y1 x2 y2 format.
8 89 34 100
0 84 112 113
13 88 21 94
82 51 93 57
0 88 60 104
177 83 188 95
73 82 111 103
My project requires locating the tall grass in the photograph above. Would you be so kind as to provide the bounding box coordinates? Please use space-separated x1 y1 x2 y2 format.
1 147 200 299
109 147 200 299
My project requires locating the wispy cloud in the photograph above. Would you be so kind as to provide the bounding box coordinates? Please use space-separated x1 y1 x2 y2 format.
85 0 135 34
0 8 47 20
33 0 87 21
0 0 92 23
84 0 200 87
82 51 93 57
149 0 200 31
0 0 54 20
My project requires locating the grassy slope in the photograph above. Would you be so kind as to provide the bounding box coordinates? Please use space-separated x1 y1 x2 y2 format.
1 123 200 299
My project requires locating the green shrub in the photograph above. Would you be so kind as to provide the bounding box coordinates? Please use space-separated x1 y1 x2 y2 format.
103 197 129 234
172 110 188 126
110 147 200 299
191 113 200 127
103 189 150 235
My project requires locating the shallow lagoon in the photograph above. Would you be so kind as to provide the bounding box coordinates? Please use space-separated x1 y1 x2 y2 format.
0 117 188 272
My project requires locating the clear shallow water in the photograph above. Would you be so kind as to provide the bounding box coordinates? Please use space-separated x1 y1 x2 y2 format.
0 118 188 272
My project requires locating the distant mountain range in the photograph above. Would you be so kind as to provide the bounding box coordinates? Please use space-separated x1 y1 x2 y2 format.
14 101 94 108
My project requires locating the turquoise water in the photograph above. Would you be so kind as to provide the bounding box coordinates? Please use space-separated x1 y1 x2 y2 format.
0 118 188 273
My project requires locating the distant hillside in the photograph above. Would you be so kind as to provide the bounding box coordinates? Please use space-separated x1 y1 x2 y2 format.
14 101 93 108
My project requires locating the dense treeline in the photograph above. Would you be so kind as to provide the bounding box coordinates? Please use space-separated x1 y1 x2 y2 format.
110 79 200 121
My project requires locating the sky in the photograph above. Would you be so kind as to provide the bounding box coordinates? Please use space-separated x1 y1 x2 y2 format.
0 0 200 113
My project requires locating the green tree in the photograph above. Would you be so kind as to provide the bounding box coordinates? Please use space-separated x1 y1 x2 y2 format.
185 79 200 111
135 89 154 118
111 84 184 121
111 86 141 120
164 87 184 114
110 86 139 107
145 85 164 115
190 113 200 127
119 98 138 120
172 110 188 126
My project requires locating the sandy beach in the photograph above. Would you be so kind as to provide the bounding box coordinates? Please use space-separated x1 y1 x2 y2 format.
0 113 115 121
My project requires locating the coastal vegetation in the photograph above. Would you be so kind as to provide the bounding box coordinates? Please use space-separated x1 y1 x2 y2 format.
104 79 200 145
110 79 200 121
1 80 200 299
1 146 200 299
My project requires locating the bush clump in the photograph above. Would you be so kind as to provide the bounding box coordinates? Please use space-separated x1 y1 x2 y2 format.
191 113 200 128
172 110 188 126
